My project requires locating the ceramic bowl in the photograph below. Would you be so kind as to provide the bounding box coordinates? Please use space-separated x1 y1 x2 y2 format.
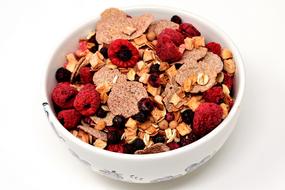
42 6 245 183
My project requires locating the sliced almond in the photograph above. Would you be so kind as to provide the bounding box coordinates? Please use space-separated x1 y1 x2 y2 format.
143 49 155 62
147 85 161 96
66 53 79 73
125 118 137 129
151 107 166 123
170 93 181 106
186 96 203 111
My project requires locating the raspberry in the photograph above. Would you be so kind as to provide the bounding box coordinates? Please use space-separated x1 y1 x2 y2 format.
106 144 124 153
156 35 182 62
132 111 148 123
181 109 194 125
57 109 81 129
179 23 201 38
138 98 154 113
79 66 94 84
206 42 222 55
180 132 198 146
223 72 234 90
108 39 139 68
203 86 224 104
148 73 161 87
167 142 180 150
112 115 126 129
165 112 175 122
193 103 223 137
52 82 78 109
171 15 182 24
73 84 100 116
158 28 184 46
55 67 71 82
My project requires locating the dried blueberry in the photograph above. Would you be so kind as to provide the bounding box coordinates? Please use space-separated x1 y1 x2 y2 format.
95 107 107 118
138 98 154 113
107 131 120 144
174 63 183 69
132 138 145 150
112 115 126 128
123 144 136 154
132 111 148 123
171 15 182 24
153 135 165 143
55 67 71 82
149 64 160 74
100 47 108 58
181 109 194 125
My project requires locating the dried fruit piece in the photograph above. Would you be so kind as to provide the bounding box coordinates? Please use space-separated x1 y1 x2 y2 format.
223 59 236 74
206 42 221 55
221 48 233 60
203 86 224 104
179 23 201 38
52 82 78 109
55 67 71 82
77 125 107 141
181 109 194 125
57 109 81 129
170 15 182 24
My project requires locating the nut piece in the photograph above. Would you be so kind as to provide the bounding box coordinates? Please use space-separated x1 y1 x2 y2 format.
93 139 107 149
134 34 148 45
169 120 178 129
124 127 137 144
125 118 137 129
184 37 194 50
127 68 136 81
147 85 161 96
192 36 205 48
146 31 156 41
169 93 181 106
220 103 229 119
166 65 177 79
151 108 166 123
77 125 107 141
222 84 230 95
223 59 236 74
176 122 192 136
158 120 169 129
139 73 150 84
216 72 224 83
154 95 163 105
143 49 155 62
137 60 146 70
186 96 203 111
221 48 233 60
89 51 105 69
165 128 177 143
197 73 209 86
183 75 196 92
94 120 106 130
123 26 137 36
66 53 79 73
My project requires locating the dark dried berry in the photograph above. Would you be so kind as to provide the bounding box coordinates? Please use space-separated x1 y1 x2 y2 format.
100 47 108 58
112 115 126 128
123 144 136 154
95 107 107 118
132 111 148 123
132 138 145 150
167 142 180 150
134 74 140 81
179 23 201 38
148 73 161 87
138 98 154 113
174 63 183 69
55 67 71 82
153 135 165 143
107 131 121 144
88 35 99 53
149 64 160 74
89 45 98 53
83 117 93 125
165 112 175 122
181 109 194 125
180 132 198 146
171 15 182 24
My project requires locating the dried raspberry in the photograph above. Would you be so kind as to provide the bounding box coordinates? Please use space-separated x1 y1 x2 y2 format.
156 35 182 62
180 132 198 146
57 109 81 129
73 84 100 116
52 82 78 109
165 112 175 122
55 67 71 82
148 73 161 87
79 66 94 84
203 86 224 104
223 72 234 90
158 28 184 46
167 142 180 150
108 39 139 68
179 23 201 38
106 144 124 153
193 103 223 137
206 42 222 55
171 15 182 24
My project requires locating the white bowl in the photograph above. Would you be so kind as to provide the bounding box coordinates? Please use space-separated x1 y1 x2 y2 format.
42 6 245 183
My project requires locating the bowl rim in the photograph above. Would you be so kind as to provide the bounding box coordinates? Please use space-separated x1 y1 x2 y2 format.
43 5 245 160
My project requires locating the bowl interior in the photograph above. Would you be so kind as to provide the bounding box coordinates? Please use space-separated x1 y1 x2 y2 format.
44 6 244 157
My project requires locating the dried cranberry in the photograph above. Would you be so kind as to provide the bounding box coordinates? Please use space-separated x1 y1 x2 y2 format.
55 67 71 82
106 144 124 153
138 98 154 113
167 142 180 150
171 15 182 24
179 23 201 38
165 112 175 122
181 109 194 125
148 73 161 87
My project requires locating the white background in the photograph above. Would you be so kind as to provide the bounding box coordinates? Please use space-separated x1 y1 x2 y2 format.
0 0 284 189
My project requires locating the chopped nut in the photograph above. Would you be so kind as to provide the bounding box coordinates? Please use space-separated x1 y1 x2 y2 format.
222 84 230 95
143 133 150 145
216 72 224 83
166 65 177 79
176 122 191 136
139 73 150 84
127 68 136 81
184 37 194 50
77 130 89 143
147 84 160 96
170 93 181 106
66 53 79 73
192 36 205 48
135 143 170 154
125 118 137 129
221 48 233 60
123 26 137 36
137 60 146 70
220 103 229 119
93 139 107 149
145 125 158 135
159 62 170 71
145 41 156 50
72 130 78 137
151 107 166 123
186 96 203 111
124 128 137 143
94 120 106 131
139 121 152 130
169 120 178 129
154 95 163 105
96 83 112 94
158 120 168 129
143 49 155 62
197 73 209 85
134 34 148 45
165 128 177 143
146 31 156 41
89 52 105 69
183 75 196 92
223 59 236 74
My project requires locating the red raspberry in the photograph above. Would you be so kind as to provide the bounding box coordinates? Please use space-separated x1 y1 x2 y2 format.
108 39 140 68
167 142 180 150
203 86 224 104
158 28 184 46
206 42 222 55
223 72 234 90
79 66 94 84
193 103 223 137
73 84 100 116
106 144 124 153
52 82 78 109
57 109 81 129
156 35 182 62
179 23 201 38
